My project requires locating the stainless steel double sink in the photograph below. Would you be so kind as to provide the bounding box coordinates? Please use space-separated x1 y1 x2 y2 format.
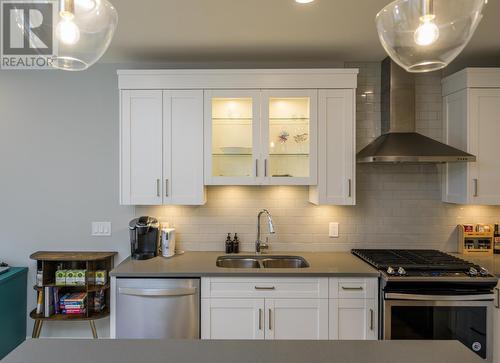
216 255 310 269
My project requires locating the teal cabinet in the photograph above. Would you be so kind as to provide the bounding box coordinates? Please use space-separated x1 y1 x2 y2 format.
0 267 27 360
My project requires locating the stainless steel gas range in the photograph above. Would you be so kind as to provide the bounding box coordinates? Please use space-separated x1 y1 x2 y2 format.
352 249 498 361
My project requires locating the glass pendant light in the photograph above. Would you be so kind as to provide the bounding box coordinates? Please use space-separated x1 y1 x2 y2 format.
376 0 486 73
54 0 118 71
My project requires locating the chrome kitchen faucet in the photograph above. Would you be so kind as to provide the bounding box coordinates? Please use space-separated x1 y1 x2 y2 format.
255 209 275 254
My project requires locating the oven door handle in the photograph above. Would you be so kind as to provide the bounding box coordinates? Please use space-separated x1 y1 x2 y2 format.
385 293 495 301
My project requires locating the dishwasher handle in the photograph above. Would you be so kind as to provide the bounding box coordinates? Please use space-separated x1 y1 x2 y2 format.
119 287 197 297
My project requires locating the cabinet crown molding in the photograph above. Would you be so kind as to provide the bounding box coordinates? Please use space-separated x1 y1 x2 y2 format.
117 68 359 90
442 67 500 96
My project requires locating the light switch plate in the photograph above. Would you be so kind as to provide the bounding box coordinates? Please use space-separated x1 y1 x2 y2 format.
92 222 112 236
329 222 339 238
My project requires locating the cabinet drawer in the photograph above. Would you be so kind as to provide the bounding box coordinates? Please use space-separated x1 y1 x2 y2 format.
329 278 377 299
202 277 328 299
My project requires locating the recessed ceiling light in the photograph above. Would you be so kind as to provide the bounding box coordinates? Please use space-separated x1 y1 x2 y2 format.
295 0 315 4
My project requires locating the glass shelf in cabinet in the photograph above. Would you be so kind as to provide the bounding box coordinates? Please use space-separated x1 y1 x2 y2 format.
269 118 310 121
212 117 253 120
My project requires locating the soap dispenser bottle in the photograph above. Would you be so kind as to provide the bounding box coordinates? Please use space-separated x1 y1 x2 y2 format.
225 233 233 254
232 233 240 254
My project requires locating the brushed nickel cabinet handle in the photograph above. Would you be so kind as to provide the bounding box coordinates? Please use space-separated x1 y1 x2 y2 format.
156 179 160 197
348 179 352 198
341 286 363 291
264 159 268 177
254 286 275 290
259 309 262 330
473 178 478 197
255 159 258 177
269 308 272 330
165 179 169 197
369 309 374 331
495 287 500 309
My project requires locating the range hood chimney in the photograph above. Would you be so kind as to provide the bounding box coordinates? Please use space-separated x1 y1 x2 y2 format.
356 58 475 163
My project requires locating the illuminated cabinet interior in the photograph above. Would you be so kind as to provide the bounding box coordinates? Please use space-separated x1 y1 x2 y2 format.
266 96 311 179
205 90 317 186
211 97 255 179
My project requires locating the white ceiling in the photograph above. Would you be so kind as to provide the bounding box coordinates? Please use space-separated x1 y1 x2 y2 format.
104 0 500 68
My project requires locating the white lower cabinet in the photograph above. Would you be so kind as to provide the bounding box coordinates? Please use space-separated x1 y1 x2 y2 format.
329 277 378 340
201 277 378 341
265 299 328 340
329 298 377 340
202 299 264 340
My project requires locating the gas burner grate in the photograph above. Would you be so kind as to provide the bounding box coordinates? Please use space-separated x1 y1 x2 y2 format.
351 249 476 271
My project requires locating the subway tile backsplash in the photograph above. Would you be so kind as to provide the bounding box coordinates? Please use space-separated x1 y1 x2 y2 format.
137 62 500 253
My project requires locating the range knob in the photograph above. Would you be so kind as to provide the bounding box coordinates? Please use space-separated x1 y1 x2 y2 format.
479 267 489 276
468 267 479 277
397 267 407 276
386 266 396 275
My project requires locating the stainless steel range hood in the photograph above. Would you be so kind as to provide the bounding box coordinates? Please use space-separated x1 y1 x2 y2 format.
356 58 476 163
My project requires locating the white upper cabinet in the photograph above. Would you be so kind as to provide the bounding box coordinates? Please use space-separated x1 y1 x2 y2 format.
442 68 500 205
204 90 261 185
309 89 356 205
262 90 318 186
120 90 205 205
118 69 358 204
120 90 163 205
205 89 318 186
165 90 205 205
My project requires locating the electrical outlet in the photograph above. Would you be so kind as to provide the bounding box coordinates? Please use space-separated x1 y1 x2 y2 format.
329 222 339 238
91 222 112 236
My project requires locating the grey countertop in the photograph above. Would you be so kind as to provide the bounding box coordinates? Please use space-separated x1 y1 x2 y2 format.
110 251 379 278
455 253 500 278
3 339 484 363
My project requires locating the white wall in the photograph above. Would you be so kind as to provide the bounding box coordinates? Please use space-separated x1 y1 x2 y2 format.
0 64 135 337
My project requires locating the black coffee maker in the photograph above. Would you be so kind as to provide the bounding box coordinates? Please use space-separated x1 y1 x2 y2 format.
129 216 160 260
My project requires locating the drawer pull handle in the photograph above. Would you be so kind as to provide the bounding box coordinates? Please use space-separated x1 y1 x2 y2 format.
269 308 272 330
341 286 364 291
254 286 275 290
259 309 262 330
119 287 196 297
369 308 374 331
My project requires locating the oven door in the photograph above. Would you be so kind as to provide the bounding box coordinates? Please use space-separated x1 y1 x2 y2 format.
384 293 494 361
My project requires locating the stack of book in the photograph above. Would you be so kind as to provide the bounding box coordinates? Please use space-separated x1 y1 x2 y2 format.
59 292 87 315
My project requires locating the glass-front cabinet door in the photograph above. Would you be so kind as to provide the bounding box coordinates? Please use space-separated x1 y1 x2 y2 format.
262 90 318 185
204 90 261 185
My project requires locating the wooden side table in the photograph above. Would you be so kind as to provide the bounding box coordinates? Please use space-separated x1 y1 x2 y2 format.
29 251 117 339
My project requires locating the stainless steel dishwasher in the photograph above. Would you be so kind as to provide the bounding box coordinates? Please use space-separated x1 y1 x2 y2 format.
116 278 200 339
